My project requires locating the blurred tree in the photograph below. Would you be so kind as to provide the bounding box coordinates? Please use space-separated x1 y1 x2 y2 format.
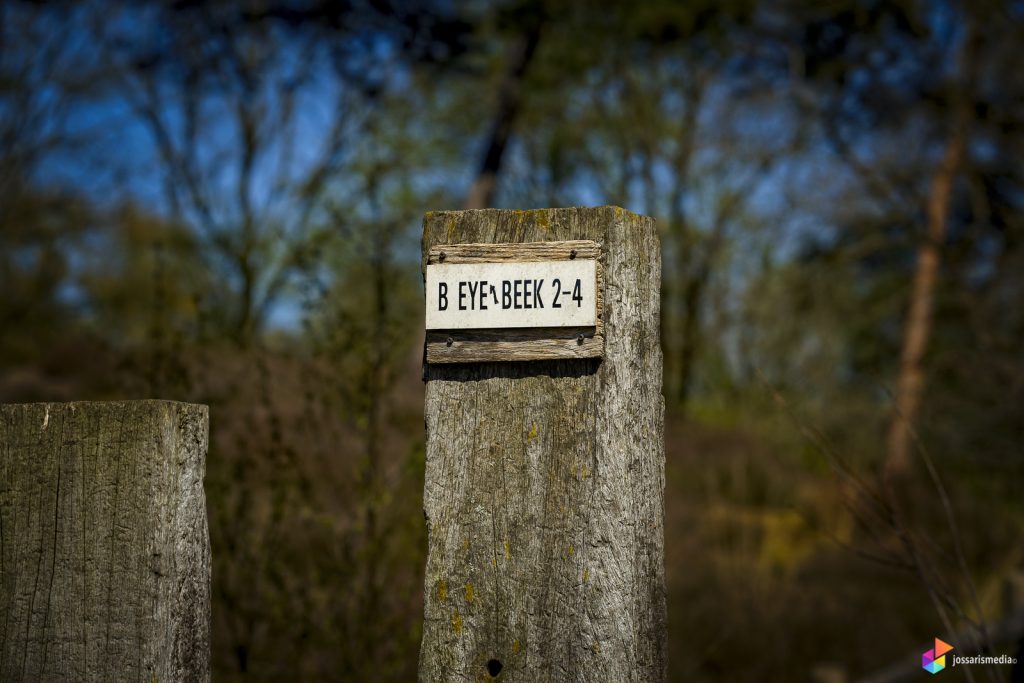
462 0 545 208
779 0 1021 476
97 2 354 342
475 0 790 414
762 1 1024 669
0 1 116 398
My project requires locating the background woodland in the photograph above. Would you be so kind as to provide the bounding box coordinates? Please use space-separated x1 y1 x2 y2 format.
2 0 1022 680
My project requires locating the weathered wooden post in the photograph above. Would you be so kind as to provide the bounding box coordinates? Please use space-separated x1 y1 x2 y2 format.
0 400 211 682
419 207 665 682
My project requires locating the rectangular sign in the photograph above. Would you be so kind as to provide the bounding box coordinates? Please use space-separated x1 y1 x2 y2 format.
425 259 598 330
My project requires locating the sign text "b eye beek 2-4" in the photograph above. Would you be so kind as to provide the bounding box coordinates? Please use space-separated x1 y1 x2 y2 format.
425 259 597 330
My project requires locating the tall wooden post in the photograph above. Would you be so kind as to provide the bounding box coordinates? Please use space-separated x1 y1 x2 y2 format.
0 400 211 682
419 207 666 682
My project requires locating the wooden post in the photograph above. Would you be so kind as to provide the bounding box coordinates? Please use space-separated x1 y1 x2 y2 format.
419 207 666 682
0 400 211 682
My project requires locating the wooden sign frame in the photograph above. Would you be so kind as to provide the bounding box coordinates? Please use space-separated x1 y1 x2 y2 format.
424 239 604 363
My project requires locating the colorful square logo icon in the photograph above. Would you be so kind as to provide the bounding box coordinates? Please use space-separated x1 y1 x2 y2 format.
922 637 954 674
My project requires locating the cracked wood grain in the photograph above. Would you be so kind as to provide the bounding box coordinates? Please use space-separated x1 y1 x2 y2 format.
419 207 666 682
0 400 210 682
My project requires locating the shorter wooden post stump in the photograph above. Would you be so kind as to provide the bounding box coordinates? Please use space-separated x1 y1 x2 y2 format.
0 400 211 682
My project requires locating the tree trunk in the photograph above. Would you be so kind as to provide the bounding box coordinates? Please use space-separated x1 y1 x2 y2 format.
884 126 965 477
676 265 707 411
463 21 543 210
0 400 211 682
665 76 703 413
419 207 666 682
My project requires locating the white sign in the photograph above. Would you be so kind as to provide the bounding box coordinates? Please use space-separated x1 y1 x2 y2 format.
425 260 597 330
